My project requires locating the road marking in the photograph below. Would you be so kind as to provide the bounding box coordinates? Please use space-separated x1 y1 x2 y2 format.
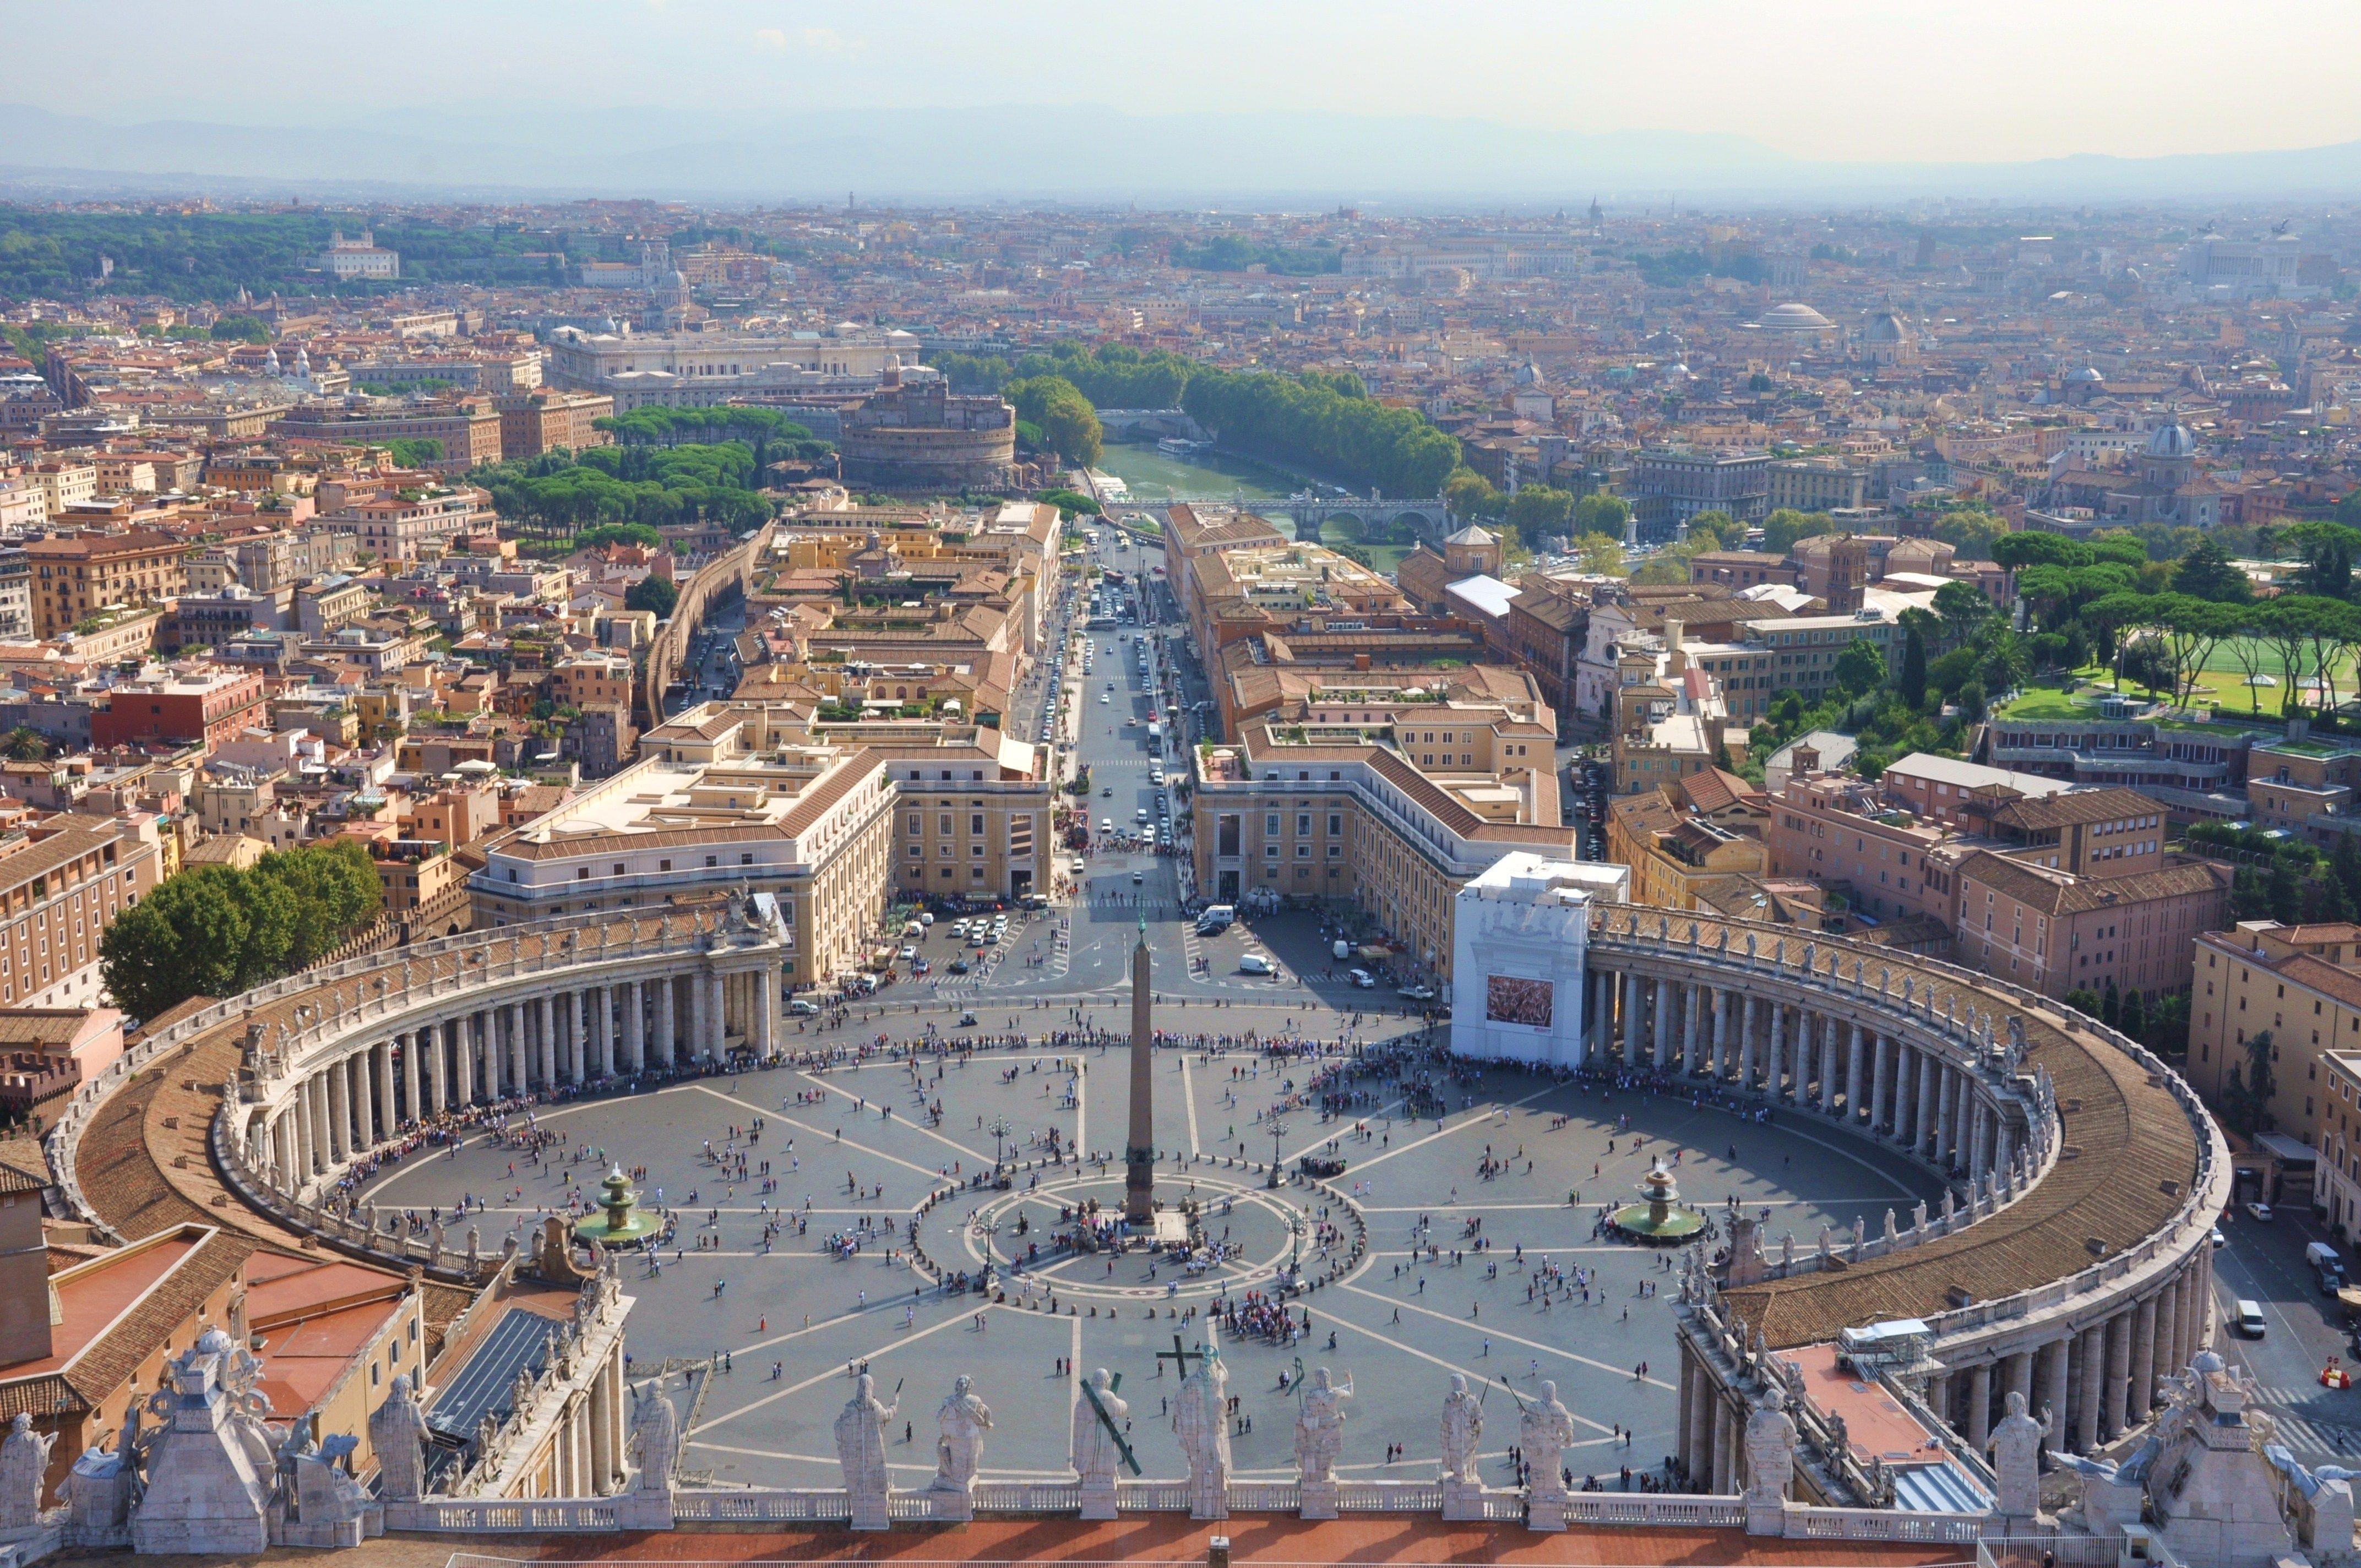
780 1065 993 1171
1309 1080 1563 1171
690 1087 950 1189
1180 1054 1201 1157
1295 1303 1618 1436
691 1300 987 1435
1338 1281 1679 1392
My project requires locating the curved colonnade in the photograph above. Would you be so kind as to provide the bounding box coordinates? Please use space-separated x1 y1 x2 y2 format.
50 901 788 1278
1581 907 2229 1494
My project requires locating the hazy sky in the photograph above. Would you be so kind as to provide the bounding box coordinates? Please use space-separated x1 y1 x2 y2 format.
7 0 2357 165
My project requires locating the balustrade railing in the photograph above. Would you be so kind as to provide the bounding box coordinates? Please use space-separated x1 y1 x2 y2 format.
670 1488 850 1522
1785 1505 1986 1542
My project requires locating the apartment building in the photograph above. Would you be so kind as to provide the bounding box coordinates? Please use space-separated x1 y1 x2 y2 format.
2188 923 2361 1171
472 738 895 990
1952 850 2227 1001
1766 457 1869 513
320 486 491 562
2245 732 2361 848
274 402 503 472
24 530 195 639
89 666 268 753
1160 504 1290 639
1630 447 1770 542
1879 754 2077 826
0 814 166 1010
553 651 635 711
786 717 1052 903
1766 769 1955 927
1606 772 1771 911
1189 712 1570 977
1980 692 2255 800
1182 541 1411 660
494 388 616 458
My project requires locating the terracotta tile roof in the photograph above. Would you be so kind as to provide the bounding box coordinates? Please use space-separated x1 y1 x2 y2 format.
67 1228 253 1410
1984 787 2158 832
1666 922 2204 1348
1955 850 2231 917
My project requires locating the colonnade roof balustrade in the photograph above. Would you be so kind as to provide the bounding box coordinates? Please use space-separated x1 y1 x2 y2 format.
1585 905 2225 1351
49 901 764 1254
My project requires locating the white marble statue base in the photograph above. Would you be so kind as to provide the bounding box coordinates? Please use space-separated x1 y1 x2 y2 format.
1441 1480 1490 1521
1078 1479 1119 1521
928 1482 975 1522
850 1491 891 1531
1525 1490 1566 1532
1298 1479 1337 1521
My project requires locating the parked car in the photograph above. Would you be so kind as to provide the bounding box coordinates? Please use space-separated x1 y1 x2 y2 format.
2247 1202 2276 1222
787 998 820 1016
1238 954 1274 976
948 958 970 974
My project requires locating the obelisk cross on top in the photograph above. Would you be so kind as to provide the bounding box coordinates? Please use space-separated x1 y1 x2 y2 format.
1124 914 1155 1224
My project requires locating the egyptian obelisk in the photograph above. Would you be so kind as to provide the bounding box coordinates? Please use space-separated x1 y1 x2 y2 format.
1123 914 1155 1223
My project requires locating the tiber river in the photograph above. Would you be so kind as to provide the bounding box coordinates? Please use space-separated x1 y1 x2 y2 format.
1087 440 1296 505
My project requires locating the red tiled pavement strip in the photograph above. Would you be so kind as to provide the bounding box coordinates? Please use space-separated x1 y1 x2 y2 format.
132 1518 1977 1568
546 1518 1971 1567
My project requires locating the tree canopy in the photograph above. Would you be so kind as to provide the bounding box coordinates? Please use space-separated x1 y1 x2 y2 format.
1003 375 1104 466
471 443 777 538
1183 369 1459 498
99 840 383 1021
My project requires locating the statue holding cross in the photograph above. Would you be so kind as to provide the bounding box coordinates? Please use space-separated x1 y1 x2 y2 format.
1072 1368 1133 1518
1168 1330 1231 1520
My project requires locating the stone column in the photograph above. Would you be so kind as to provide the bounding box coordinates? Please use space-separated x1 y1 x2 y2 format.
306 1073 328 1174
1966 1362 1993 1451
755 967 776 1057
1845 1023 1865 1124
1928 1371 1954 1434
453 1015 477 1100
572 992 589 1086
2152 1276 2182 1397
2074 1324 2104 1451
590 1357 615 1494
290 1089 310 1181
2002 1349 2033 1428
1711 989 1731 1080
505 1003 526 1092
1967 1097 1988 1179
272 1112 296 1192
400 1031 421 1128
1653 977 1673 1070
1623 971 1644 1065
537 995 556 1086
326 1065 350 1163
1739 995 1758 1090
352 1052 376 1149
1767 1005 1786 1101
595 987 616 1077
708 971 727 1057
1817 1014 1838 1114
485 1011 503 1103
1870 1034 1889 1133
623 980 645 1073
374 1041 396 1141
1916 1051 1939 1159
2129 1296 2160 1423
2103 1311 2133 1441
1677 1356 1696 1480
2042 1337 2071 1449
657 977 678 1066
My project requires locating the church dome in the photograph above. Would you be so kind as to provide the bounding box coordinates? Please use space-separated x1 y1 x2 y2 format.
2146 422 2197 458
2065 365 2104 384
1757 302 1836 332
1863 309 1908 342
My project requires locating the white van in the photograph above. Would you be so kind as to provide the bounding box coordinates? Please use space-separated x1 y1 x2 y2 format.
1238 954 1274 976
2234 1299 2267 1338
1348 968 1377 989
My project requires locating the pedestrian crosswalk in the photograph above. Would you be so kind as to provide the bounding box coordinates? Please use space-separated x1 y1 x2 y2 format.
2253 1393 2361 1458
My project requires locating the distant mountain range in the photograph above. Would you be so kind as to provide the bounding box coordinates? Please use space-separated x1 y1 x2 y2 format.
6 101 2361 206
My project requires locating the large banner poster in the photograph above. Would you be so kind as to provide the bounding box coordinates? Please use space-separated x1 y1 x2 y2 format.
1485 974 1554 1028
